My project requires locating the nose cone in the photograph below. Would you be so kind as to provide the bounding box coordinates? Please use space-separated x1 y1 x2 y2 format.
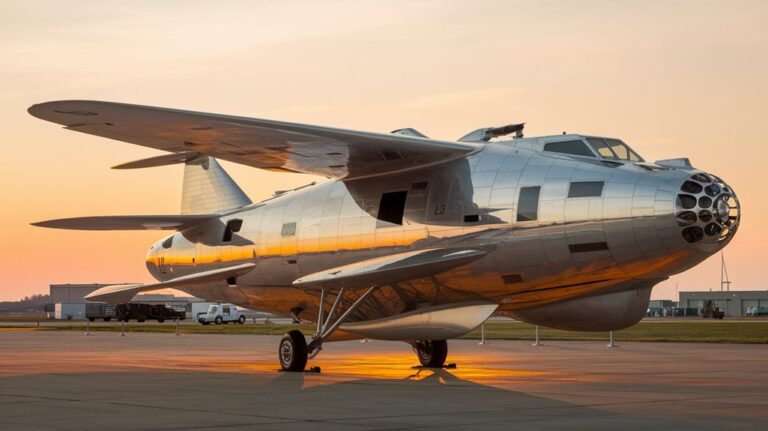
675 173 740 251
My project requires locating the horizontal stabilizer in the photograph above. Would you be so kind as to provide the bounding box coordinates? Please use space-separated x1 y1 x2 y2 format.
84 263 256 303
112 151 200 169
293 247 488 290
32 214 217 230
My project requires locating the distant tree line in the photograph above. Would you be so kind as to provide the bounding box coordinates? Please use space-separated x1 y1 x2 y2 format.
0 294 50 313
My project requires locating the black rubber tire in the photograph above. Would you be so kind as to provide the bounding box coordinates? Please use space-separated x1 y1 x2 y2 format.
137 318 146 323
104 318 111 322
158 318 165 323
415 340 448 368
279 330 308 372
215 316 223 325
238 315 246 324
88 317 95 322
201 322 210 325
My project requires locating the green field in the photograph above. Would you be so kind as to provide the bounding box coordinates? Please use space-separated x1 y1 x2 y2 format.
4 320 767 343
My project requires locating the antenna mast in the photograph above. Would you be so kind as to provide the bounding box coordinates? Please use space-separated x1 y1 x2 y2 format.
720 250 732 292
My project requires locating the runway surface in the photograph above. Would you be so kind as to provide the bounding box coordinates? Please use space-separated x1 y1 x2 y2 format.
0 330 765 430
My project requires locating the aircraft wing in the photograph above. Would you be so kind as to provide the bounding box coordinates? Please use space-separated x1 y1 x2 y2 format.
31 214 217 230
293 247 488 290
28 100 480 180
84 263 256 303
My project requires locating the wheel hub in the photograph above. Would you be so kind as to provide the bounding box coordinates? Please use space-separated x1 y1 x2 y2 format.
280 341 293 365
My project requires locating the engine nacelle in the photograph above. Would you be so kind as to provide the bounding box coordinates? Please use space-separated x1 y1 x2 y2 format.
507 283 654 331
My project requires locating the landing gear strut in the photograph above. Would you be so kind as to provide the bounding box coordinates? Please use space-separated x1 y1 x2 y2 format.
414 340 448 368
278 286 378 372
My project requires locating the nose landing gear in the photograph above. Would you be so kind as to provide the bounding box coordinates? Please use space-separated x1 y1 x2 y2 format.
278 286 378 372
278 330 308 372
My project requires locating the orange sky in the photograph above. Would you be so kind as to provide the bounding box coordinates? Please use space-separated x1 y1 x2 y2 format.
1 1 766 301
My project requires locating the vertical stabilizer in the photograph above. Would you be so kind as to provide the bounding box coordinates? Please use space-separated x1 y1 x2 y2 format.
181 156 251 214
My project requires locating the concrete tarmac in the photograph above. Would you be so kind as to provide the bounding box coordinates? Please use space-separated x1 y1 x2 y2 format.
0 330 765 430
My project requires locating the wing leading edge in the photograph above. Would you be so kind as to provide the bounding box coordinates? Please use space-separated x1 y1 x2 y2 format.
84 263 256 303
28 100 480 180
293 247 489 290
31 214 218 230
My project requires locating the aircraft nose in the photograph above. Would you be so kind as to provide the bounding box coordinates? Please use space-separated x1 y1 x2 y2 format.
675 172 740 249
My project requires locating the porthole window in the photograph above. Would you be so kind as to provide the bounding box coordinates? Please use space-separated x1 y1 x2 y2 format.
691 173 711 183
681 181 703 194
704 184 721 197
681 226 704 243
676 211 697 226
705 223 722 236
677 194 697 209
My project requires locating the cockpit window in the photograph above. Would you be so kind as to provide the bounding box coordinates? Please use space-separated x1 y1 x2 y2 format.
543 140 595 157
587 137 643 162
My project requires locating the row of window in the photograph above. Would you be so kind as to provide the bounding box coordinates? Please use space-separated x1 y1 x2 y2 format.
543 138 643 162
517 181 604 222
217 180 606 242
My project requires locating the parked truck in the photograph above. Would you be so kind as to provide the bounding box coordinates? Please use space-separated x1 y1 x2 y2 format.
116 303 186 323
197 303 246 325
86 303 117 321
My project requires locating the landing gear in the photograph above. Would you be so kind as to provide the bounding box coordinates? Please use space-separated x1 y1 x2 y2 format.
414 340 448 368
278 286 379 372
279 330 308 372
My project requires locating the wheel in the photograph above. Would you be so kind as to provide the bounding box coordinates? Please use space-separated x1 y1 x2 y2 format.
279 330 308 372
215 316 223 325
104 318 111 322
88 317 95 322
201 322 210 325
238 315 246 324
158 318 165 323
415 340 448 368
137 318 146 323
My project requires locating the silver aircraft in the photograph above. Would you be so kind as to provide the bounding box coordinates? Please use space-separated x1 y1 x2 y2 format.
29 101 740 371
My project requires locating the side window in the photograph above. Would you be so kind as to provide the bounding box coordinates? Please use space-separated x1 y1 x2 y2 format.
162 235 174 249
377 190 408 226
517 186 541 222
568 181 604 198
543 140 595 157
281 222 297 236
222 219 243 242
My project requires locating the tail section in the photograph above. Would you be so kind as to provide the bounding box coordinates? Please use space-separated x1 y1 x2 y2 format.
181 156 251 214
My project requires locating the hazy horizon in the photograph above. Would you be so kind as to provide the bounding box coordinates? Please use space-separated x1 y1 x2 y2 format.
1 0 766 301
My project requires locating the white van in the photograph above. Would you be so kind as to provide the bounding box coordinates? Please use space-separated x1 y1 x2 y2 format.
197 303 246 325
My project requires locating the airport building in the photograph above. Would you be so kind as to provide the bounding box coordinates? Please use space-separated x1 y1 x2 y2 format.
678 291 768 317
48 284 209 320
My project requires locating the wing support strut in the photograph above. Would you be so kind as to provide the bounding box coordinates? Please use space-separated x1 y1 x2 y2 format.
307 286 378 358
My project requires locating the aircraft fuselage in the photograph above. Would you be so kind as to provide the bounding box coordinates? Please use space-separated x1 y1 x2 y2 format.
145 134 738 331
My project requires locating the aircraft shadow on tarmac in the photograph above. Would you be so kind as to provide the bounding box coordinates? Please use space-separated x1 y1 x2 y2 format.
0 367 745 430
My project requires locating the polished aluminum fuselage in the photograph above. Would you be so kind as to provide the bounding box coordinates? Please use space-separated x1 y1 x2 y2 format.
146 135 736 330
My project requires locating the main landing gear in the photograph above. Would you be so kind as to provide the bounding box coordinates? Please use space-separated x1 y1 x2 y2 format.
413 340 448 368
276 286 451 372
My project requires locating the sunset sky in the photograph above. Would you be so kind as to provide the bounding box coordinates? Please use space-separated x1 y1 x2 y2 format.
1 0 766 301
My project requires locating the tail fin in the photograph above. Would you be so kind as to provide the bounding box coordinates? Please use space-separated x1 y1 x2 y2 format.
181 156 251 214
